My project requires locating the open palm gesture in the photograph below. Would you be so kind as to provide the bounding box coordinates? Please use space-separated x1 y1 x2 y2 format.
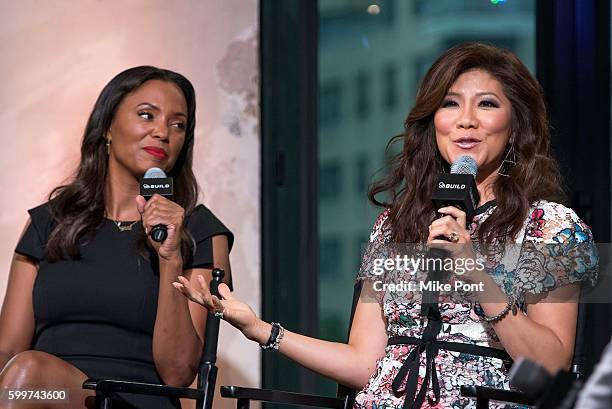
173 275 261 340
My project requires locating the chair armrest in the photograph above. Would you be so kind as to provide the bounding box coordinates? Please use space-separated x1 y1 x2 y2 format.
220 385 345 408
460 385 535 406
83 379 203 400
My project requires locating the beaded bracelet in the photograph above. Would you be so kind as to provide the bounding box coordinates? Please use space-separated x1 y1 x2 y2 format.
482 295 516 323
260 322 285 350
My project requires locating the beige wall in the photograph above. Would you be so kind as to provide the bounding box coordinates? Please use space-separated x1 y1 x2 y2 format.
0 1 260 407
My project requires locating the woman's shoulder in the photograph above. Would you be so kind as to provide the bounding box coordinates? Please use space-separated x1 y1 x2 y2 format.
524 200 592 243
27 201 53 217
510 200 598 297
25 201 56 230
186 204 234 249
187 203 217 221
530 200 582 221
14 201 56 261
369 208 392 244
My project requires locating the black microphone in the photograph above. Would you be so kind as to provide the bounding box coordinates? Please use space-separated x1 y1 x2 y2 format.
422 156 481 314
432 155 480 221
140 167 173 243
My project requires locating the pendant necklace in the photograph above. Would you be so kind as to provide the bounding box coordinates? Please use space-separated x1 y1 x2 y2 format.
112 220 139 232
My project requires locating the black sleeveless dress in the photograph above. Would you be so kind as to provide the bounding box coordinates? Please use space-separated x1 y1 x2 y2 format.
15 202 233 409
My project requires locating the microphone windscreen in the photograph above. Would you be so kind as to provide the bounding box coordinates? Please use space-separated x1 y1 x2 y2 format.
144 167 167 179
450 155 477 177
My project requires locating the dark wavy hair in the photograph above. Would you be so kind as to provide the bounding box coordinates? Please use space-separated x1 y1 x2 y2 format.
369 43 564 245
46 66 198 261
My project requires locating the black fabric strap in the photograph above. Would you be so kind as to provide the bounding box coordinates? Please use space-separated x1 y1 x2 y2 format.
389 321 444 408
388 333 512 409
389 245 511 409
388 336 512 362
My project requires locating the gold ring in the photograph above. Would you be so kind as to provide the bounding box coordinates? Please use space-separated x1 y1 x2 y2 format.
448 231 460 243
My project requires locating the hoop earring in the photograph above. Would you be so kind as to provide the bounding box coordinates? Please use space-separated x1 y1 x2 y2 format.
497 143 516 177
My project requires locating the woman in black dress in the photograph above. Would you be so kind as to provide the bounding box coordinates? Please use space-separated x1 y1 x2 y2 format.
0 66 233 409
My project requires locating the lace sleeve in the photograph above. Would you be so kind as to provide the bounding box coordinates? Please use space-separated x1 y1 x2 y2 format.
355 209 395 303
510 202 598 301
356 209 392 280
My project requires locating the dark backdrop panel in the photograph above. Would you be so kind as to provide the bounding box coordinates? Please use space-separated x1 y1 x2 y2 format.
536 0 611 376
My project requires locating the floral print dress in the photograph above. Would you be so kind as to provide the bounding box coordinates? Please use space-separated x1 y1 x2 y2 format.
354 201 598 409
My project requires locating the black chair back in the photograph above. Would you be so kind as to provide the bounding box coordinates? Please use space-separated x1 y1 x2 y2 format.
196 267 225 409
335 280 363 408
570 290 587 379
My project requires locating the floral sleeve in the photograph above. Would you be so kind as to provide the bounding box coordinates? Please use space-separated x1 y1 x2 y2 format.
356 209 393 303
510 202 598 301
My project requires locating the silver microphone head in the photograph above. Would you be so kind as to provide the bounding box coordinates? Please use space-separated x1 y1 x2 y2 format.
143 167 167 179
450 155 477 177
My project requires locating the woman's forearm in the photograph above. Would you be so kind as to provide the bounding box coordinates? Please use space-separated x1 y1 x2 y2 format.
172 258 387 389
490 312 569 372
247 320 380 389
153 257 203 386
476 275 572 373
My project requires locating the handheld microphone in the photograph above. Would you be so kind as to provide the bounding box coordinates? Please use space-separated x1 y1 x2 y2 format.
422 156 480 307
140 167 173 243
432 155 480 221
422 157 480 315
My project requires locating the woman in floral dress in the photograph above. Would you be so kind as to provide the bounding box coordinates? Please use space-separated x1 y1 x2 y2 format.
174 43 598 408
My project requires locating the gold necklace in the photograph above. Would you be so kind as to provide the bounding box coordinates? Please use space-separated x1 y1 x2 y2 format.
112 220 139 232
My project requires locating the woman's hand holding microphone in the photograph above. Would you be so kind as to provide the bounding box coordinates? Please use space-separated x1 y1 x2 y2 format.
136 193 185 262
427 206 484 282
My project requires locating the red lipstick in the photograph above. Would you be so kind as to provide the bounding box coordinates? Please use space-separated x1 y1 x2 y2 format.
143 146 168 159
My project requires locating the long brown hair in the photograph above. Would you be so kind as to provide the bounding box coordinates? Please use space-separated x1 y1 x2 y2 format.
46 66 199 261
369 43 564 244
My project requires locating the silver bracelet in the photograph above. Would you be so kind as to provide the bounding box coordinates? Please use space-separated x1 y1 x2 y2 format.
482 295 516 323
